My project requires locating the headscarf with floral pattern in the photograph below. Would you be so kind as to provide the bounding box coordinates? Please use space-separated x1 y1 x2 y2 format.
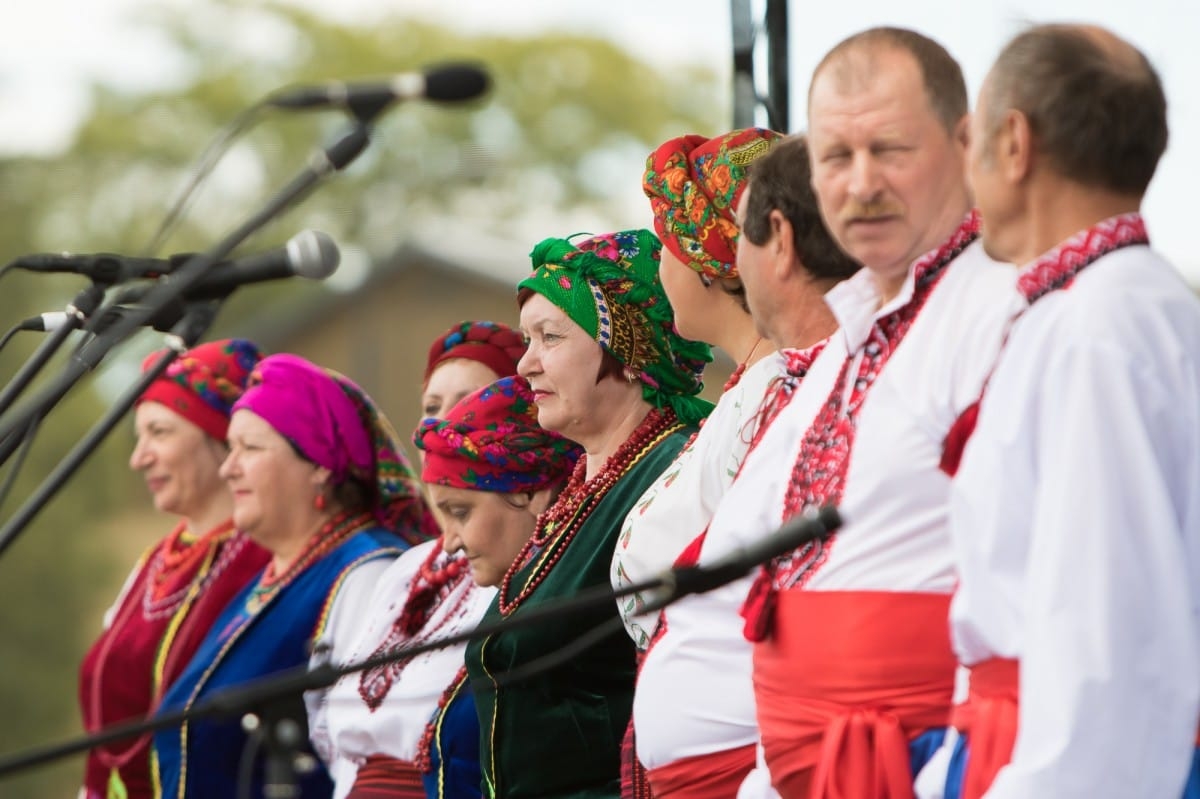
643 127 782 279
518 228 713 426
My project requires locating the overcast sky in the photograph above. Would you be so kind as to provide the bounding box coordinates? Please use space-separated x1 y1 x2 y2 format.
0 0 1195 281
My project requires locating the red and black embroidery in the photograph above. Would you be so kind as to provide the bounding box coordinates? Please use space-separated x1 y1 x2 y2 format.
742 211 980 642
940 213 1150 477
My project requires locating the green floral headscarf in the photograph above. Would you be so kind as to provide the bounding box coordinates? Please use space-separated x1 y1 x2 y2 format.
518 229 714 426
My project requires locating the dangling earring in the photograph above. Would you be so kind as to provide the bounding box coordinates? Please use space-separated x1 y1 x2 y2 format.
314 493 327 511
623 366 638 384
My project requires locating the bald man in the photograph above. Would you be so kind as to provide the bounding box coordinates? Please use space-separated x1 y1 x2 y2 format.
938 24 1200 799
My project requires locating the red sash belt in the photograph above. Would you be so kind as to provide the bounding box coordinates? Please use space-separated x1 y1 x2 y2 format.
753 590 956 799
950 657 1018 799
647 743 756 798
345 754 425 799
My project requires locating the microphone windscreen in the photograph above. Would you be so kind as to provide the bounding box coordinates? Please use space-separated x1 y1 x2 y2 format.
422 63 491 102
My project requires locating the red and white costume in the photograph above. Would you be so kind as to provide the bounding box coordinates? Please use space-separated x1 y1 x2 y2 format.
943 214 1200 798
704 212 1021 797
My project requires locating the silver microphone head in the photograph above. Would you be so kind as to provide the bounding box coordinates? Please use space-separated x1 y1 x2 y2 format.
286 230 340 280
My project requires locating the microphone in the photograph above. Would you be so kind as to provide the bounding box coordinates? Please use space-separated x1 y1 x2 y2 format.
6 229 339 292
6 252 177 285
665 505 843 601
83 230 339 335
267 63 491 117
15 313 70 333
154 228 339 300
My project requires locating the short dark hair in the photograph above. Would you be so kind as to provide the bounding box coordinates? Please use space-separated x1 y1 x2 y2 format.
984 24 1167 196
810 26 968 134
742 135 861 281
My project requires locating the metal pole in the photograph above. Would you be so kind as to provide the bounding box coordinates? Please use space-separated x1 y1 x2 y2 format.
730 0 756 127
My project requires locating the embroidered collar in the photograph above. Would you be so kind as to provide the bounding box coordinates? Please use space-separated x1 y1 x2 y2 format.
1017 213 1148 304
827 209 981 353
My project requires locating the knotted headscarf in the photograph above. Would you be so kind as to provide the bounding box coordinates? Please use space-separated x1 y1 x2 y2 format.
423 320 526 385
234 354 435 544
518 228 713 426
137 338 264 441
415 375 581 493
643 128 782 279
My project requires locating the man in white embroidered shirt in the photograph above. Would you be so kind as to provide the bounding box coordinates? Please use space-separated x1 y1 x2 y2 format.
938 24 1200 799
699 26 1021 797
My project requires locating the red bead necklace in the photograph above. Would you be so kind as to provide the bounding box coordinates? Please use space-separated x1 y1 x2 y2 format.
246 510 371 613
498 408 680 616
357 542 475 711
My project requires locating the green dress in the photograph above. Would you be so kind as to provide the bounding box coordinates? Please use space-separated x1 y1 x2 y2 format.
465 419 694 799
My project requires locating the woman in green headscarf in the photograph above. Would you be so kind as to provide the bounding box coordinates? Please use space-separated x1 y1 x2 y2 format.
464 229 712 799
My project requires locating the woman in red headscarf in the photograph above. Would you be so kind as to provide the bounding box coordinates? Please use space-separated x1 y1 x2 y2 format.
78 339 271 799
307 323 527 799
420 321 526 422
311 376 579 799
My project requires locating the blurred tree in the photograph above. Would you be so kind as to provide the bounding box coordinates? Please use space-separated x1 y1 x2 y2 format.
0 2 725 797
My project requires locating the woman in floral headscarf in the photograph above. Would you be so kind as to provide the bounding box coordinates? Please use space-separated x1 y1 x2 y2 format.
625 132 860 798
463 228 712 799
420 320 526 422
79 339 270 799
152 354 435 799
409 375 581 799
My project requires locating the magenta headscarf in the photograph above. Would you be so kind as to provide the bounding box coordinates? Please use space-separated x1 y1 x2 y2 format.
233 353 435 544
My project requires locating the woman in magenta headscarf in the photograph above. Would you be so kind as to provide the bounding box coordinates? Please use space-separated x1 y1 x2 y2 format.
152 354 435 799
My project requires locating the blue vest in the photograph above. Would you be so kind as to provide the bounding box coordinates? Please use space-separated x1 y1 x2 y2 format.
153 530 402 799
422 676 482 799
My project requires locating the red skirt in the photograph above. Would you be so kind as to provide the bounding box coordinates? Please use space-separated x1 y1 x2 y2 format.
647 742 756 798
345 754 425 799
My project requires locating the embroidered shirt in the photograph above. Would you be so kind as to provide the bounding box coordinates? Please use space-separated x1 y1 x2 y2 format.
630 347 823 777
948 214 1200 797
312 539 495 799
705 221 1020 608
612 353 783 648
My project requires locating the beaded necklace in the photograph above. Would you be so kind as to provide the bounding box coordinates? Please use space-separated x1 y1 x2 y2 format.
245 510 370 614
498 407 680 616
722 336 765 392
357 542 475 711
142 520 237 619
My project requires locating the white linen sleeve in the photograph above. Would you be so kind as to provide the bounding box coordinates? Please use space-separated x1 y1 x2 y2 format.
304 557 396 768
988 341 1200 797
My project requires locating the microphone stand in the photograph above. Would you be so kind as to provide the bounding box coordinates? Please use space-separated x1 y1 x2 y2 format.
0 302 220 559
0 121 372 561
0 121 372 463
0 506 842 781
0 283 108 467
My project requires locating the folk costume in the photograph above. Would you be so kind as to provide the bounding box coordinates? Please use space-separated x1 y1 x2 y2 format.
617 129 792 799
705 212 1022 797
152 355 434 799
315 376 581 799
465 230 711 799
940 215 1200 798
79 338 268 799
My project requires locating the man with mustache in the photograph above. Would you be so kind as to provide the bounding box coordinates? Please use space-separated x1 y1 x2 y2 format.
937 24 1200 798
700 27 1022 797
